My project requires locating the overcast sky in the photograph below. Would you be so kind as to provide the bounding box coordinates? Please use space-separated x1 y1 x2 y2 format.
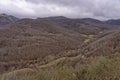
0 0 120 20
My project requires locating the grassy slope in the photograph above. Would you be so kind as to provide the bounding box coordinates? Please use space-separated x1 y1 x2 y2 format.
0 17 120 80
0 30 120 80
0 18 102 73
0 56 120 80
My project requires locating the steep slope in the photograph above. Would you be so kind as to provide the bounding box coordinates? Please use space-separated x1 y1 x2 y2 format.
44 16 119 33
82 30 120 57
0 55 120 80
0 13 19 25
80 18 103 24
0 18 89 73
105 19 120 25
0 16 119 74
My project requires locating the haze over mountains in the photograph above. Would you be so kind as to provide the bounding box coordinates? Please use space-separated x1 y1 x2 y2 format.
0 13 120 80
0 14 18 25
1 13 120 26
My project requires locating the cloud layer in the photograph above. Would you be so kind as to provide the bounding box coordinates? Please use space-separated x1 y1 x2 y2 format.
0 0 120 20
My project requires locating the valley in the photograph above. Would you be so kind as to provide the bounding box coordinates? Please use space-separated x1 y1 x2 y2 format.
0 14 120 80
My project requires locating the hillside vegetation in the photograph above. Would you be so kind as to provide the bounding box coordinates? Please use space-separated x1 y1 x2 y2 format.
0 56 120 80
0 15 120 80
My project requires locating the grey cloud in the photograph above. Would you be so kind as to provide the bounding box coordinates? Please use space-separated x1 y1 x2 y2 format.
0 0 120 20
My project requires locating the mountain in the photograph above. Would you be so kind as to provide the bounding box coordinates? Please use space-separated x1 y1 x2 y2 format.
0 16 110 73
105 19 120 25
0 28 120 80
0 15 120 80
43 16 68 20
82 30 120 57
80 18 103 24
0 13 19 25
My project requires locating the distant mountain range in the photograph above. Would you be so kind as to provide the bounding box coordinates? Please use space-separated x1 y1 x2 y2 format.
105 19 120 25
1 13 120 26
0 13 19 25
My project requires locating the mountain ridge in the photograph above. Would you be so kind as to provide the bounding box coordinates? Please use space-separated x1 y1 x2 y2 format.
1 13 120 26
0 14 120 79
0 13 19 25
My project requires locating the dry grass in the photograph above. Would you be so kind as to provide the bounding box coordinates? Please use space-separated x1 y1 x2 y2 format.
1 56 120 80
